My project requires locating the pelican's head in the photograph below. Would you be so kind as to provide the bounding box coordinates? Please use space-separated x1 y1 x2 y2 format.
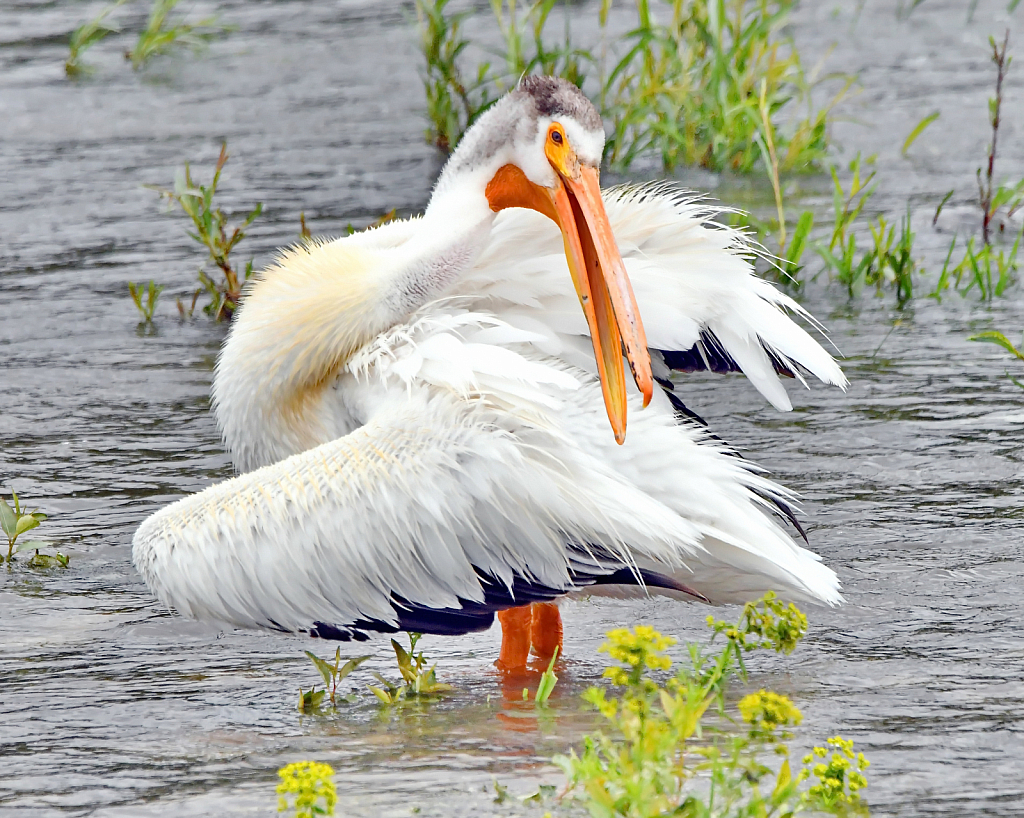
437 76 654 444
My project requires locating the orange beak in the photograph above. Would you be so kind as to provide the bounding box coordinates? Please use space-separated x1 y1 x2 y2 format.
485 138 653 444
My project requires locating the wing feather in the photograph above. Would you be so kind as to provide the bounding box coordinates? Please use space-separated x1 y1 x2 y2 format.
459 184 847 408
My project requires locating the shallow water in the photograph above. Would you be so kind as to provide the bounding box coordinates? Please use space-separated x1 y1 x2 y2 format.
2 1 1024 815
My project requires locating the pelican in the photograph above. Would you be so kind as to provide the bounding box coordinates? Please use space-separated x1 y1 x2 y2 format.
133 76 847 671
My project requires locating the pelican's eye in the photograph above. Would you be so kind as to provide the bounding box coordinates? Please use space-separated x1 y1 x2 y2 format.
549 128 564 146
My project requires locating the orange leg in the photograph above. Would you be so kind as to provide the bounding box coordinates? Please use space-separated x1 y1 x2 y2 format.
496 606 533 671
530 602 563 662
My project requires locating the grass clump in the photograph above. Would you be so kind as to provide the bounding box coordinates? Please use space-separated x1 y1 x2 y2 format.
149 143 263 321
554 593 871 816
277 761 336 818
1 492 67 568
947 230 1021 301
807 155 918 306
416 0 488 153
126 0 225 71
298 648 370 712
415 0 841 174
66 0 127 76
602 0 842 174
66 0 227 76
416 0 587 152
369 632 452 705
128 279 163 322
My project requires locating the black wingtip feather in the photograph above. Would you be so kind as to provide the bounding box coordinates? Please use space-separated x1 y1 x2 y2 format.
657 329 796 379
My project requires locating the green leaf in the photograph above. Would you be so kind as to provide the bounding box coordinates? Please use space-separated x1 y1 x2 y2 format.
337 655 372 682
15 515 40 538
773 758 792 799
26 551 65 569
371 671 396 692
901 111 940 156
535 646 560 704
0 497 16 538
392 639 416 684
369 686 395 704
15 540 53 554
297 687 326 712
304 650 334 688
933 189 955 226
968 331 1024 361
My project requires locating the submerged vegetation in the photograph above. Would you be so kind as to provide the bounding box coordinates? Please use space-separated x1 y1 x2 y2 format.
299 648 370 712
1 493 67 568
414 2 1022 315
126 0 224 71
601 0 841 173
415 0 587 151
368 632 453 705
281 596 869 816
554 594 870 816
128 279 163 322
969 330 1024 388
148 143 263 321
66 0 226 75
415 0 838 173
65 0 127 76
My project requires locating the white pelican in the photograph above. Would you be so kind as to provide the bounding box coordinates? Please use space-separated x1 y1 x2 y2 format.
133 77 847 671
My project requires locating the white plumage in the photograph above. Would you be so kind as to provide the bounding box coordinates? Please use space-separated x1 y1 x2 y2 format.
133 78 847 654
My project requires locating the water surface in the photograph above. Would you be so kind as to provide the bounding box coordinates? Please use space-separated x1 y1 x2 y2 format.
2 1 1023 815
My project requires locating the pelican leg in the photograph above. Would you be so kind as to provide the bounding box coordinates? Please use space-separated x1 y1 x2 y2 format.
496 606 534 670
529 602 563 662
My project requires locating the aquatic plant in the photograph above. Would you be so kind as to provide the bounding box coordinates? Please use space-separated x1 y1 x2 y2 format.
148 143 263 321
128 280 163 322
969 329 1024 388
368 632 452 705
300 648 370 710
1 492 67 568
416 0 587 152
535 647 560 705
554 593 871 816
812 155 917 306
126 0 224 71
520 646 561 705
955 229 1021 300
602 0 843 173
901 110 940 157
277 761 336 818
416 0 483 152
65 0 127 76
977 31 1023 245
414 0 836 174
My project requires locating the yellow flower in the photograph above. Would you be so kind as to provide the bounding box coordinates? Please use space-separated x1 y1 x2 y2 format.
277 761 337 817
737 690 802 731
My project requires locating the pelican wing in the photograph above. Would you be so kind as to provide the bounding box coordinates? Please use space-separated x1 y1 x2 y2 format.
132 388 711 641
460 184 847 411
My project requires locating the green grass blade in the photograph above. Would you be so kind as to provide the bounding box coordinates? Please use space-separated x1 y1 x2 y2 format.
901 110 940 156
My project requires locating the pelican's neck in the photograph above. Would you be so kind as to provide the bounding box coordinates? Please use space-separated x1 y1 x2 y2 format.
383 174 497 317
213 167 499 472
